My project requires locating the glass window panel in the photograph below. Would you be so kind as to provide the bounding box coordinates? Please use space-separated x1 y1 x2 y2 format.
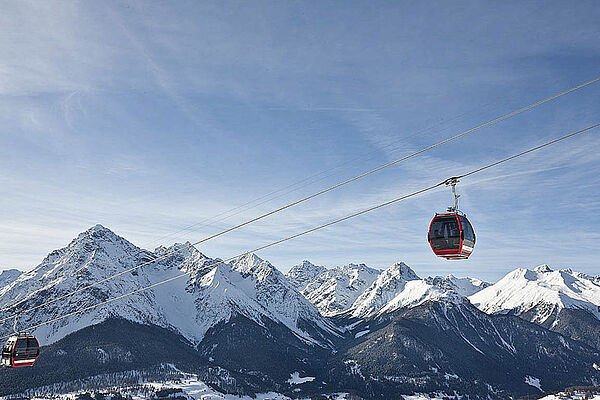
26 338 39 356
430 216 461 250
15 339 27 351
459 216 475 243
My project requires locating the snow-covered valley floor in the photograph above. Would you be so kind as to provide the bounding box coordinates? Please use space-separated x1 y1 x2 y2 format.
1 371 350 400
6 373 600 400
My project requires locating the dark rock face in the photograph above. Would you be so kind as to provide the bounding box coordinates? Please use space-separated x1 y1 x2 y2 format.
542 307 600 351
326 300 600 399
468 266 600 356
491 299 600 352
198 312 334 395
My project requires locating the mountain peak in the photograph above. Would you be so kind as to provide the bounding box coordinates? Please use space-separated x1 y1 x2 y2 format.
80 224 121 238
88 223 110 232
73 224 123 246
534 264 553 273
231 252 268 272
296 262 380 316
294 259 326 274
285 260 327 291
67 225 141 253
425 275 490 297
0 269 22 289
470 265 600 325
299 260 316 267
153 242 210 274
386 261 420 280
344 262 380 274
26 224 155 283
348 261 420 318
155 241 205 258
230 253 283 284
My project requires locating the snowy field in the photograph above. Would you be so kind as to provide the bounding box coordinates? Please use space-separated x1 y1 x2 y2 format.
540 395 600 400
4 372 600 400
3 373 350 400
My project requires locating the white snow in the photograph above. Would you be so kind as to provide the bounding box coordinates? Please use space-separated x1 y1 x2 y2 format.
426 274 489 297
0 225 335 348
378 280 462 316
525 375 543 392
13 374 295 400
0 226 473 350
348 262 420 317
298 263 380 316
288 261 472 319
354 329 370 338
162 378 292 400
345 262 468 318
290 261 477 321
286 371 316 385
285 260 326 291
343 359 364 379
0 269 22 290
469 265 600 324
402 394 463 400
540 392 600 400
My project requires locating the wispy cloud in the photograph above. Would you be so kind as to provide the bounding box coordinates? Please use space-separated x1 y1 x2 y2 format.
0 1 599 283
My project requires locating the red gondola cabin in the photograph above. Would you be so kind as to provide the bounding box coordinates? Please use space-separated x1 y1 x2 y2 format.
428 212 476 260
1 335 39 368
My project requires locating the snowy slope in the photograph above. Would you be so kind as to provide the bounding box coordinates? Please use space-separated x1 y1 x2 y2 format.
469 264 600 324
0 225 335 347
285 260 326 291
298 263 380 316
0 364 297 399
25 377 295 400
540 392 600 400
0 269 22 290
0 224 172 343
347 262 421 318
291 260 481 319
228 253 338 342
425 275 489 297
2 365 353 400
378 279 464 315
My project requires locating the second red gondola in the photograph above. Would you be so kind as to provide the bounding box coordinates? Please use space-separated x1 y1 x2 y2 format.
1 334 40 368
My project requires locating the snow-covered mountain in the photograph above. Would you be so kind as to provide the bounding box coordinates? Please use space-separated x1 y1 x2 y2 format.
347 262 422 318
285 260 326 291
0 268 22 289
3 227 600 399
289 260 488 320
0 225 335 347
469 264 600 323
0 224 167 343
292 263 380 316
425 274 490 297
228 253 338 343
330 294 600 399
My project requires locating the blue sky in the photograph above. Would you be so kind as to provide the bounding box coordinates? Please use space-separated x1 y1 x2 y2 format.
1 1 599 282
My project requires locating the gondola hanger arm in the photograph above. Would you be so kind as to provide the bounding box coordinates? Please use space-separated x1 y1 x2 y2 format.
444 177 461 212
